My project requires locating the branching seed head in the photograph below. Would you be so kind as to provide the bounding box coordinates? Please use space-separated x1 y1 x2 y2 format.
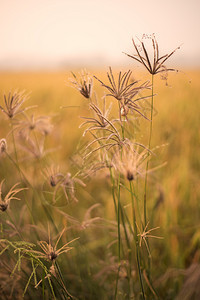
124 33 180 75
0 90 30 119
0 180 27 212
70 70 93 99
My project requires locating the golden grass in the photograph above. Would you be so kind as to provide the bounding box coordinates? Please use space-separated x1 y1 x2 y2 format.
0 69 199 299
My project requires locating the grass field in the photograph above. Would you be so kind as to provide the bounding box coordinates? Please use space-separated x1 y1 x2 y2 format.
0 68 200 300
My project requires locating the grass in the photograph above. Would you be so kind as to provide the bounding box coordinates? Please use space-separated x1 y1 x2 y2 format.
0 61 200 300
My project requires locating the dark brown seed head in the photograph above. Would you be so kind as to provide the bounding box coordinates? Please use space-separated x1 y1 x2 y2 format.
0 203 8 212
50 176 57 187
0 139 7 154
49 251 58 261
127 170 134 181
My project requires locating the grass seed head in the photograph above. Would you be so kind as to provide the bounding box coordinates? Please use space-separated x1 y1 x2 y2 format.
112 141 150 181
0 180 27 212
0 90 30 119
94 67 151 120
94 67 149 102
0 138 7 154
13 114 53 139
70 69 93 99
124 33 180 75
35 226 79 262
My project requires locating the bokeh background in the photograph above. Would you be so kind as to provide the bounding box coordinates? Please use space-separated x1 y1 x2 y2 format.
0 0 200 70
0 1 200 299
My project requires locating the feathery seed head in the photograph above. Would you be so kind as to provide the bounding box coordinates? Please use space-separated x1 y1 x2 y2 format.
43 166 85 204
112 142 150 181
35 227 79 262
43 165 63 187
0 180 27 212
0 90 30 119
0 139 7 154
14 114 53 139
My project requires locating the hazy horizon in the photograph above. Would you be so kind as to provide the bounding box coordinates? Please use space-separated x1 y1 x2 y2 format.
0 0 200 71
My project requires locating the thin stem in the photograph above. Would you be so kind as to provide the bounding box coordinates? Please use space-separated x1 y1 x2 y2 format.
114 173 121 299
55 261 75 299
118 101 125 140
109 167 117 215
144 74 154 226
130 182 146 300
119 203 132 297
143 74 154 285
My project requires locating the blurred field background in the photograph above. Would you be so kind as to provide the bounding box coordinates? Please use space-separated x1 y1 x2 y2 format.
0 69 199 299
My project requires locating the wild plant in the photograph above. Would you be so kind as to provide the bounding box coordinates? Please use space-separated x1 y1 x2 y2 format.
0 34 180 299
70 34 179 299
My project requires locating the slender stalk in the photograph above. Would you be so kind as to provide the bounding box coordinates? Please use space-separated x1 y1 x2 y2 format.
109 167 117 215
144 74 154 227
55 261 75 299
114 173 121 299
130 181 146 300
119 203 132 297
117 174 121 261
110 168 132 297
118 101 125 140
143 74 154 285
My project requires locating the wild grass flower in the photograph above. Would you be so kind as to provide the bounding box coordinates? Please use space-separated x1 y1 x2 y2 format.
119 92 151 121
83 132 128 160
33 227 79 262
0 138 7 155
43 165 63 187
82 126 123 159
55 172 86 203
79 96 124 152
82 159 111 179
94 67 150 101
13 114 53 139
94 67 151 120
18 135 45 159
124 33 180 75
112 142 150 181
70 69 93 99
0 180 27 212
80 97 112 135
81 103 130 159
0 90 30 119
18 135 57 159
44 169 85 204
137 222 163 257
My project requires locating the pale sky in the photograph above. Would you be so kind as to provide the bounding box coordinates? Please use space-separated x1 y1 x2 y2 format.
0 0 200 70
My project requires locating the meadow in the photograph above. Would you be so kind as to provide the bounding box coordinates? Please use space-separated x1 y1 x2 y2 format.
0 56 200 299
